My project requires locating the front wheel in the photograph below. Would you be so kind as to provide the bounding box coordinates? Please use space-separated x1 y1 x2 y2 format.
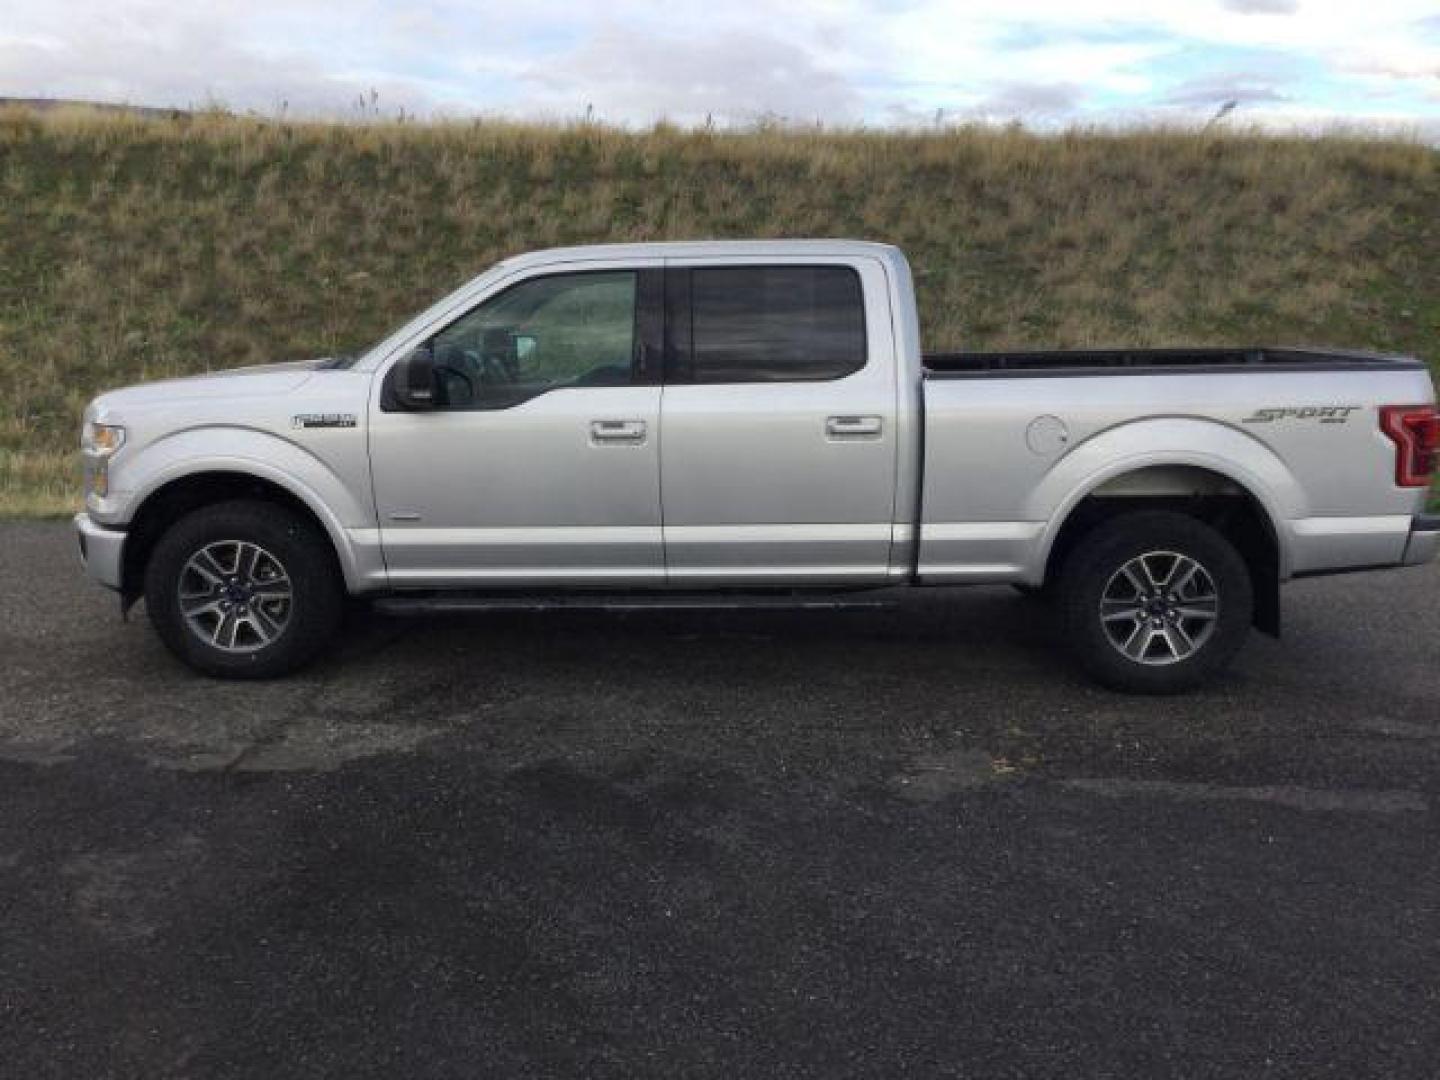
1057 511 1253 694
144 499 343 678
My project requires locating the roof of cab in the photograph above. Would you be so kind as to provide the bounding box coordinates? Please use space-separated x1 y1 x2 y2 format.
498 239 903 272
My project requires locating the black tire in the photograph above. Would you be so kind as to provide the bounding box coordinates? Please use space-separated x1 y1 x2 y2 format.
144 499 343 678
1057 511 1252 694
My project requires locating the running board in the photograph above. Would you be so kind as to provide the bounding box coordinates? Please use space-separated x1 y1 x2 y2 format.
373 592 901 616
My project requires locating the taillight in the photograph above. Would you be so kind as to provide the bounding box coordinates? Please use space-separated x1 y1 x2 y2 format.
1380 404 1439 487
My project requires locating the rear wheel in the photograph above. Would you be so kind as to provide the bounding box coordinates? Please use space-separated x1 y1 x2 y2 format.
1057 511 1252 693
144 499 343 678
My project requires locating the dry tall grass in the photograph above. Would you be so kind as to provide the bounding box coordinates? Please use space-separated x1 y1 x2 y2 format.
1 106 1436 514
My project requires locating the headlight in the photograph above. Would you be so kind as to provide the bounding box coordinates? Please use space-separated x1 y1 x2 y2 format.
81 421 125 499
82 421 126 456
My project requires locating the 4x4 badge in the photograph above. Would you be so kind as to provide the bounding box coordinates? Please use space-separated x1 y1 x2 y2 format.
292 413 357 429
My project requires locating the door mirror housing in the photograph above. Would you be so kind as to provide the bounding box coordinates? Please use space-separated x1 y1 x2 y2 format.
394 344 437 410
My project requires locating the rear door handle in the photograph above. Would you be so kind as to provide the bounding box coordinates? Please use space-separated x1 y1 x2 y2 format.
591 419 647 443
825 415 883 439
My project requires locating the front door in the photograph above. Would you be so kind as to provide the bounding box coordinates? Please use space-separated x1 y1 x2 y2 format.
658 259 899 586
369 266 665 588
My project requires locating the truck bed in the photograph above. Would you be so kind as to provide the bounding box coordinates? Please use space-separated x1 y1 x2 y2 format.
916 346 1436 586
923 346 1422 378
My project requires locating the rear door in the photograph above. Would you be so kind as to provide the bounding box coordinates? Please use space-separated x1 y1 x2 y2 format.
658 257 899 585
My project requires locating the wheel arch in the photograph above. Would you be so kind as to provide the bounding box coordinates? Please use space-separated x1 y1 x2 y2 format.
1039 461 1285 637
120 467 363 607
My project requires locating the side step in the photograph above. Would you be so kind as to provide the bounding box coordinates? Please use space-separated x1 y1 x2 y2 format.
373 591 903 616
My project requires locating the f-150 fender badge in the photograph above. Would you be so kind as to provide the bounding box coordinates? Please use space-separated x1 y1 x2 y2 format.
1243 406 1360 425
292 413 358 429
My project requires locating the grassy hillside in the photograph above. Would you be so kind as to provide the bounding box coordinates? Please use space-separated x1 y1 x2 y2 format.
1 106 1436 515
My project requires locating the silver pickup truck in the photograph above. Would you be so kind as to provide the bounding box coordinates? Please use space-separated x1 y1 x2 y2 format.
76 240 1438 691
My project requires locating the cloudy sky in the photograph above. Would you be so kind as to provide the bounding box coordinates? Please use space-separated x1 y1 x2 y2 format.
2 0 1437 131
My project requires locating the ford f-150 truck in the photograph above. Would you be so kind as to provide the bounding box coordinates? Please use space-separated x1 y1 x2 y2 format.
75 241 1439 691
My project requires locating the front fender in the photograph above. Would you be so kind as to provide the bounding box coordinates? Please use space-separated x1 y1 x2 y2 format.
1028 417 1301 577
107 427 383 592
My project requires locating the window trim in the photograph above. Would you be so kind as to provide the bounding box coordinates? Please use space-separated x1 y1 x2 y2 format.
662 263 869 386
381 267 662 412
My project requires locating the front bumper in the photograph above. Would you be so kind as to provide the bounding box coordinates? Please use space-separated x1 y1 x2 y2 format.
1402 513 1440 567
74 512 126 590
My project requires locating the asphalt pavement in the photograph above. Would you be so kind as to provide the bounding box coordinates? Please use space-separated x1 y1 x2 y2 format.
2 521 1438 1078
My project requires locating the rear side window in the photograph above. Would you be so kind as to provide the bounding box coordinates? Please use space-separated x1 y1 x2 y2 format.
681 265 866 383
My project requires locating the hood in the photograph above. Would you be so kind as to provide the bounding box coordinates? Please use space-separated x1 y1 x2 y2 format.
89 359 326 417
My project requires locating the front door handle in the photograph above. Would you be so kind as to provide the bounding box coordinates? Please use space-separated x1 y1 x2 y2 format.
591 419 647 444
825 415 883 439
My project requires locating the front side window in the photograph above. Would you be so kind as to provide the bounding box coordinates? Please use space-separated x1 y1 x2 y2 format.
429 271 637 409
684 265 866 383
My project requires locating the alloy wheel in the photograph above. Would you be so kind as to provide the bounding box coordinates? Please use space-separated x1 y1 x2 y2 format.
1099 550 1219 666
177 540 294 652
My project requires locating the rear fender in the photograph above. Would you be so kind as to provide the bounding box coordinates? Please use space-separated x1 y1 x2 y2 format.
1028 418 1301 579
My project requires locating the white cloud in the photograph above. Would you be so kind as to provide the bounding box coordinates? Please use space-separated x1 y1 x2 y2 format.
0 0 1435 131
1221 0 1299 13
968 82 1088 119
519 26 863 124
1164 73 1291 107
0 0 437 114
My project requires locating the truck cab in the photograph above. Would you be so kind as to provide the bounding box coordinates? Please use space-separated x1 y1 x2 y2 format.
367 241 913 589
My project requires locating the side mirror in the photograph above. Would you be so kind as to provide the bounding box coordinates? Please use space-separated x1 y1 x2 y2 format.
394 344 437 410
